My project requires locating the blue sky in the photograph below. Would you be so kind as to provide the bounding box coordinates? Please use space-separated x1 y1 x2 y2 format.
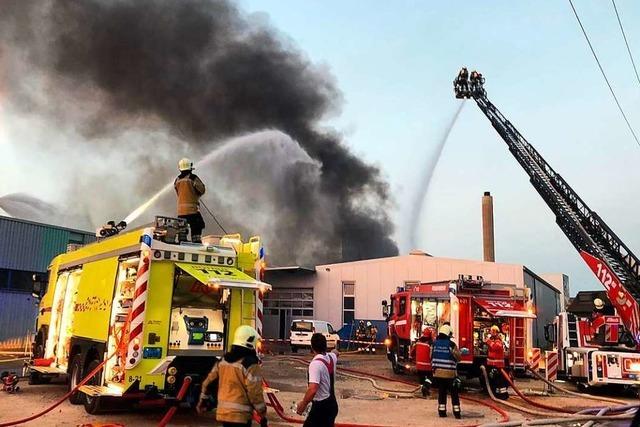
241 0 640 293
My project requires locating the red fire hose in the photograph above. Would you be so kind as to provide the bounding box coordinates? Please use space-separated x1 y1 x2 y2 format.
498 369 575 414
0 353 115 427
157 376 193 427
268 356 509 427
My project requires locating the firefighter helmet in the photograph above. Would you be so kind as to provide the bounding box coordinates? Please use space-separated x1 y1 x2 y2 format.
178 157 194 172
366 321 372 327
439 324 452 337
232 325 260 350
490 325 500 334
594 298 604 309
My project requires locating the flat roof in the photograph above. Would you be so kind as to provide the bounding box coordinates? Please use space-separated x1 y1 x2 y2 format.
0 214 94 236
265 265 316 275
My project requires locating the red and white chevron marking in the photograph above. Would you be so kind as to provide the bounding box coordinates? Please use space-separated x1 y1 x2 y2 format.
528 348 541 372
255 253 265 337
545 350 558 382
126 228 153 369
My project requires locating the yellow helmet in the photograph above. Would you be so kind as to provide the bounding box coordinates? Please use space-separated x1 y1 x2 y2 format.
490 325 500 333
232 325 260 350
439 324 452 337
594 298 604 309
178 157 194 172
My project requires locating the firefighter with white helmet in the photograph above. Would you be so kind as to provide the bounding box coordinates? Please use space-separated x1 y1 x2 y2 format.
174 158 206 243
197 325 267 426
431 324 462 418
365 321 378 353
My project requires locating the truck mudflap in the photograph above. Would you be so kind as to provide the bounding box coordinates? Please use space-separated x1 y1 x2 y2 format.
588 350 640 386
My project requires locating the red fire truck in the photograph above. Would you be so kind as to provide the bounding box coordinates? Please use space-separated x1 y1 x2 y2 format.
383 275 535 380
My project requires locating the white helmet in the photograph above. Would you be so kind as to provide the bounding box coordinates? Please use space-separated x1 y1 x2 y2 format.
178 157 194 172
594 298 604 310
232 325 260 350
439 324 452 337
366 321 372 327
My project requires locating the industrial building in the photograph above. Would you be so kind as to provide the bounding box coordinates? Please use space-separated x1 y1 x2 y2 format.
264 253 566 350
0 215 95 350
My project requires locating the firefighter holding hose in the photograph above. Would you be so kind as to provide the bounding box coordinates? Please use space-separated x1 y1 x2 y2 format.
175 158 206 243
197 326 267 427
486 325 508 400
431 324 462 418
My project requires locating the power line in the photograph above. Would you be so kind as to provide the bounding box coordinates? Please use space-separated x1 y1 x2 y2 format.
611 0 640 86
567 0 640 148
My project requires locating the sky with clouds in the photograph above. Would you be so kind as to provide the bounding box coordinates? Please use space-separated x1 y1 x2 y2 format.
1 1 639 294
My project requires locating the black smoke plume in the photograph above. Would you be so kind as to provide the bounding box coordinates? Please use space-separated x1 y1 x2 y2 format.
0 0 398 265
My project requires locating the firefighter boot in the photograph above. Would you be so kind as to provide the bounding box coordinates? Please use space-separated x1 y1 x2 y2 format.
421 378 431 397
438 404 447 417
453 406 461 419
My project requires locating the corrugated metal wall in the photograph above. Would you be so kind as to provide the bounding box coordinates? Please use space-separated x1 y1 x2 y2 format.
0 216 95 272
0 290 39 350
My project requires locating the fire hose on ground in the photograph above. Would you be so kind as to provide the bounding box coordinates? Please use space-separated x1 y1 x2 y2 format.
477 366 637 427
266 355 509 427
525 365 628 406
0 352 116 427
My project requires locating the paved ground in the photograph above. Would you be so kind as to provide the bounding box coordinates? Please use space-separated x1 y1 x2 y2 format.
0 351 636 426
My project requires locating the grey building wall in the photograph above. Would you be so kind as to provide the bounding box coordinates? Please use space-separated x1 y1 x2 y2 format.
524 268 561 350
0 291 39 349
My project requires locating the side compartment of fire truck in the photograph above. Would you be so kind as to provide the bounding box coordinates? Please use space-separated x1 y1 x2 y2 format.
386 279 533 381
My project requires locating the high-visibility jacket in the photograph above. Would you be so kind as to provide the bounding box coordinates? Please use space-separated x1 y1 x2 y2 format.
415 341 432 372
174 173 206 216
486 337 505 368
201 357 266 424
431 337 460 379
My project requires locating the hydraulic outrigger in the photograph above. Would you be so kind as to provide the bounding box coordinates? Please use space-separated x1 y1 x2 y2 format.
454 69 640 342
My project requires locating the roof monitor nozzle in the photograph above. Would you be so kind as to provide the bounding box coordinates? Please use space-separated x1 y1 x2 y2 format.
96 220 127 238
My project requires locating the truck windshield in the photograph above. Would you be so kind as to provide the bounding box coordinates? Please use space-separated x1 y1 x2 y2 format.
291 321 313 332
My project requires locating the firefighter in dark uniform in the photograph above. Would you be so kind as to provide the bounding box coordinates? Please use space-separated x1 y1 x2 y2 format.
174 158 206 243
486 325 508 399
457 67 469 96
431 324 462 418
411 328 434 397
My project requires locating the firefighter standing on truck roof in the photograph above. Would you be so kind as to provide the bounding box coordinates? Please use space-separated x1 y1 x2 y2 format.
175 158 206 243
431 324 462 418
486 325 508 400
411 328 434 397
197 325 267 427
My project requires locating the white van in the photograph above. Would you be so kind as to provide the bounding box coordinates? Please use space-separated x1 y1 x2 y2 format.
290 319 340 352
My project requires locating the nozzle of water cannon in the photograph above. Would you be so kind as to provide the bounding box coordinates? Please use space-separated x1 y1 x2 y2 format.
116 220 127 231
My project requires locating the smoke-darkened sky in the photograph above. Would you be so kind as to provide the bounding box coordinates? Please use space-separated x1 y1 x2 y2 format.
0 0 398 265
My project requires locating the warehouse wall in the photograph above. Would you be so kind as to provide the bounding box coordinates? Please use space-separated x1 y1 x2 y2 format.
0 216 95 273
0 291 39 350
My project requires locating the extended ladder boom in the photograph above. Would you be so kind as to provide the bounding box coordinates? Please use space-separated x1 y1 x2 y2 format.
453 69 640 340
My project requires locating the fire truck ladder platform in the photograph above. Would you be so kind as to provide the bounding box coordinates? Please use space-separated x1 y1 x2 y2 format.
456 72 640 335
30 365 66 375
78 384 125 397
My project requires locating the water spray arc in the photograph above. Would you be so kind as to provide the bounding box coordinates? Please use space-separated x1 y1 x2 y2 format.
408 102 465 249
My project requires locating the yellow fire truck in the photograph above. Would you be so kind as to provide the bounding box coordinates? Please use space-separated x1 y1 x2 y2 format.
29 216 270 414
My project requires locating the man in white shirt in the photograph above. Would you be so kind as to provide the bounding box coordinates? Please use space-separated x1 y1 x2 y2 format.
296 333 339 427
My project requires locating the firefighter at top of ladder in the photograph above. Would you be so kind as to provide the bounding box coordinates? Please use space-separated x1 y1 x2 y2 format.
486 325 508 400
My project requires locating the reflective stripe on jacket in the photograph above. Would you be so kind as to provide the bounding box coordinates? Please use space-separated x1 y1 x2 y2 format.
201 358 266 423
415 341 432 372
174 173 206 215
486 337 505 368
431 337 460 379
